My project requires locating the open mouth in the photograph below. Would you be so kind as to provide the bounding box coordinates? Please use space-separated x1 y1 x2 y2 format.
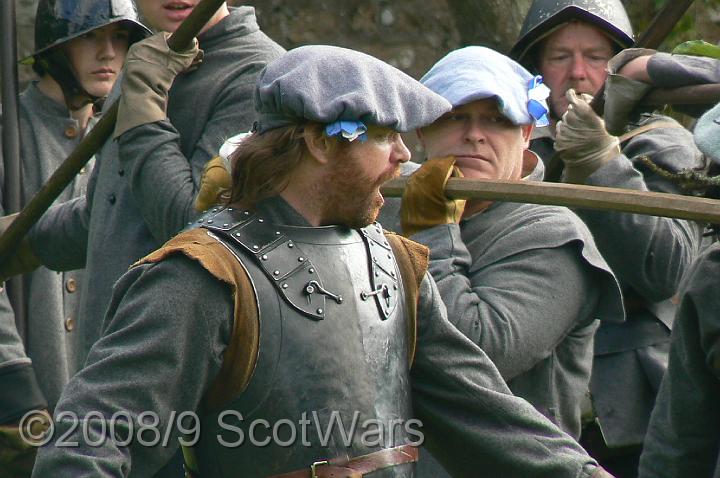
163 1 194 18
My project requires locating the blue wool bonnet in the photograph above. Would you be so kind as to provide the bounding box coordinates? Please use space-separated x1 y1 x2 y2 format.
693 101 720 166
420 46 550 127
253 45 452 137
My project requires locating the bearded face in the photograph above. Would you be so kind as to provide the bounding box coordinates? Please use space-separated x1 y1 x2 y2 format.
317 128 409 229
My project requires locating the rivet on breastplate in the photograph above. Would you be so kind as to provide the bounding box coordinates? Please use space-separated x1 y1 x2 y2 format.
207 219 214 224
288 243 294 248
387 254 392 259
282 283 288 289
252 245 259 250
273 270 280 276
243 211 249 215
258 218 264 223
235 232 241 237
276 231 281 236
212 208 219 213
223 224 229 228
298 257 305 262
228 208 234 212
308 268 315 274
260 255 267 261
198 218 204 223
317 308 324 314
375 271 380 277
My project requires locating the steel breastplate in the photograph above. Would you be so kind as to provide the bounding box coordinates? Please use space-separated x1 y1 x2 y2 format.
194 207 415 477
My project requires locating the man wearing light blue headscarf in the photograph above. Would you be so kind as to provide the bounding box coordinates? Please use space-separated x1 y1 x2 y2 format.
394 46 624 477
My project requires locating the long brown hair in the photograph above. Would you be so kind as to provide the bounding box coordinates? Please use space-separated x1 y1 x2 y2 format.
228 122 351 210
227 123 309 209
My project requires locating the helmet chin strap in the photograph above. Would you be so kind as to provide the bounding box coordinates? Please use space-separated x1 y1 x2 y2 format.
36 49 100 112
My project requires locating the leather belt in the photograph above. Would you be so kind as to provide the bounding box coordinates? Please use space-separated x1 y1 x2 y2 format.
268 444 419 478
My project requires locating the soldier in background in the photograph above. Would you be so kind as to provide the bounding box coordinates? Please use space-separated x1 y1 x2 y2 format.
598 50 720 478
0 0 149 475
511 1 705 476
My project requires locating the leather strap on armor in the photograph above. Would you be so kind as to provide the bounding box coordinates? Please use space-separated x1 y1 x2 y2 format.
618 121 684 145
267 444 419 478
135 227 429 393
385 232 428 366
134 227 260 412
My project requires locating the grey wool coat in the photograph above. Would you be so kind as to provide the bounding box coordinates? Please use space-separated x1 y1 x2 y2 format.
0 83 93 420
638 53 720 478
27 7 284 366
380 161 623 477
638 242 720 478
33 196 605 478
531 110 704 447
387 160 623 439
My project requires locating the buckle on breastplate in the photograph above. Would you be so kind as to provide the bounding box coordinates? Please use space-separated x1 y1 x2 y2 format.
310 460 329 478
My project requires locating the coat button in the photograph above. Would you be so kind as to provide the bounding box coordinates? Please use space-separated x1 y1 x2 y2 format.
108 193 116 204
64 125 78 138
65 278 77 293
64 318 75 332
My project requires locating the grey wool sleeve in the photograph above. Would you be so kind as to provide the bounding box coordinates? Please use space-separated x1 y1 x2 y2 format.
31 255 233 477
581 117 703 301
411 274 601 478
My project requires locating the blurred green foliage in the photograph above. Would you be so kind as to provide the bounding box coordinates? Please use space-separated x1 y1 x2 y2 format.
624 0 720 51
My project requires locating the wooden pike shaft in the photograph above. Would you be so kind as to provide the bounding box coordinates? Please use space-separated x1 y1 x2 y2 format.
381 177 720 224
0 0 228 264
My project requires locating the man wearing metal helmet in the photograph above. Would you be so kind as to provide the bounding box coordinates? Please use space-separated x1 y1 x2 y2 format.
0 0 283 403
511 1 705 476
0 0 149 475
0 0 283 474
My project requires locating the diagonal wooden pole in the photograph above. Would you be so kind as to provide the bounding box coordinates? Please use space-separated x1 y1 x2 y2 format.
381 177 720 224
0 0 228 265
1 0 27 340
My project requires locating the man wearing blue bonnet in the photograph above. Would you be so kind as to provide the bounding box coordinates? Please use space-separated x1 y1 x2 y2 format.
32 45 611 478
396 46 623 475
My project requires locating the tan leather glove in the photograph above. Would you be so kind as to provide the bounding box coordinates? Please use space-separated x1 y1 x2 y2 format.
400 156 466 237
194 156 232 212
0 411 51 478
555 89 621 184
0 214 42 283
604 48 655 135
114 32 201 138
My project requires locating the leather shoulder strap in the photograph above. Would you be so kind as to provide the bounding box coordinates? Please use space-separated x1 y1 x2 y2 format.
135 228 260 412
618 120 684 144
384 232 429 367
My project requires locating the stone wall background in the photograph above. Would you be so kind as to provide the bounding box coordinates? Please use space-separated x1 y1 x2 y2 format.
5 0 718 157
8 0 720 88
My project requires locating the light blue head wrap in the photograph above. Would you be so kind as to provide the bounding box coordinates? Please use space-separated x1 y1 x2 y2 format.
420 46 550 127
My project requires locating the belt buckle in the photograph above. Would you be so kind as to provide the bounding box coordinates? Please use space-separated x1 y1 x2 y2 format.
310 460 329 478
